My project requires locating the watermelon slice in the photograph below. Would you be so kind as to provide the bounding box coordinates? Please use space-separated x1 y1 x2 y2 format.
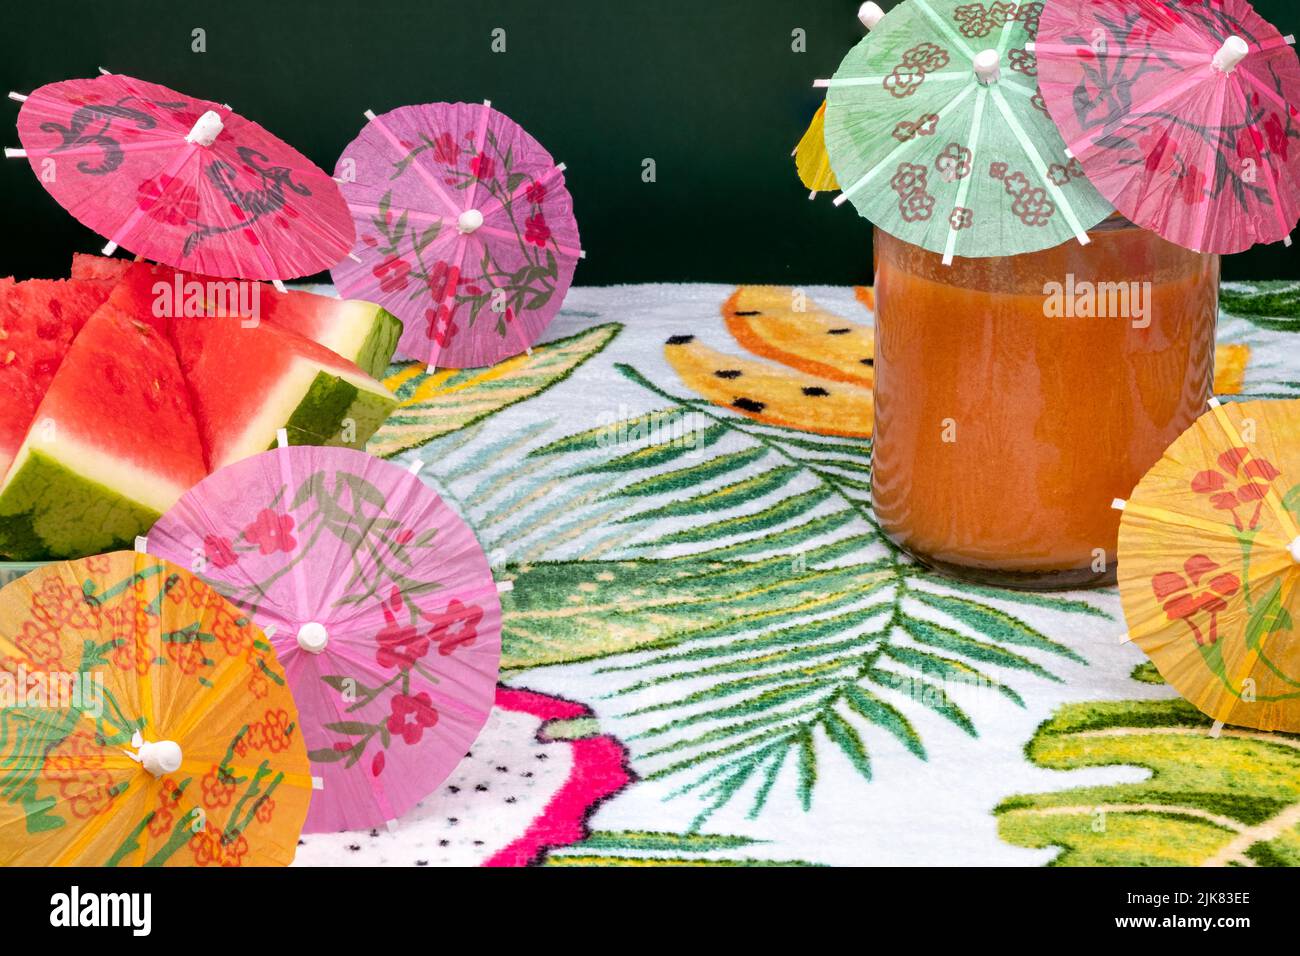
71 254 403 378
0 279 115 482
0 300 207 559
167 312 399 472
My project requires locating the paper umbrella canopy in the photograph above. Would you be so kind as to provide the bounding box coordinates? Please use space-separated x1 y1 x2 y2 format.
1117 398 1300 733
1036 0 1300 255
330 101 582 369
7 72 355 280
792 3 888 197
0 551 312 867
820 0 1114 261
147 444 502 832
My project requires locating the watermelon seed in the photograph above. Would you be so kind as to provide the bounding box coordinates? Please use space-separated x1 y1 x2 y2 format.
733 310 761 316
860 358 873 366
733 397 765 413
827 328 851 335
802 386 830 397
714 369 742 379
2 351 14 366
665 335 694 345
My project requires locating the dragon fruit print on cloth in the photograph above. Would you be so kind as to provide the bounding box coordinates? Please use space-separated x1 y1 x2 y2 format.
12 73 354 279
292 687 631 866
330 102 582 369
147 445 502 834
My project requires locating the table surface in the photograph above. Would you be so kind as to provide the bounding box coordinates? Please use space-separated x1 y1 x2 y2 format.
291 280 1300 867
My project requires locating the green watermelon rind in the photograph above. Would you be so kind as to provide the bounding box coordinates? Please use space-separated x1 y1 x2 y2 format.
0 449 158 560
353 306 404 380
277 371 400 449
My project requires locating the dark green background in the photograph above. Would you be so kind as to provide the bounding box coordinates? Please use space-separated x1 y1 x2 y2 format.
2 0 1297 284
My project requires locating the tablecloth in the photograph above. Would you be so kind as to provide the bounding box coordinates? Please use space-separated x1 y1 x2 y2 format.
293 280 1300 867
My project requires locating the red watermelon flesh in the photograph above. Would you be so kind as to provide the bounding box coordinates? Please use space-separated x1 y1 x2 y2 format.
166 303 398 472
0 278 114 481
0 298 208 559
68 253 131 283
71 254 402 378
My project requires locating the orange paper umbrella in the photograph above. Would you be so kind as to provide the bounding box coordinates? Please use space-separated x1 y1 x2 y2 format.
0 551 311 866
1116 397 1300 732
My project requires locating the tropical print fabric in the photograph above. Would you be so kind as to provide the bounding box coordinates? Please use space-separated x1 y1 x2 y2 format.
326 280 1299 864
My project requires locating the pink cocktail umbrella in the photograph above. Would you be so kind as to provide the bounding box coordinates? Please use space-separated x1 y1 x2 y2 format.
1035 0 1300 253
146 442 502 833
6 72 354 280
330 101 583 368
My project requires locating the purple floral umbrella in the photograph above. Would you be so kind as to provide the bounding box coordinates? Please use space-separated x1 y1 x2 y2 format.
330 101 582 369
146 443 502 833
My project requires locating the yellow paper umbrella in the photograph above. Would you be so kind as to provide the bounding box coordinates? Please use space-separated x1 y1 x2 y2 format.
1116 398 1300 733
0 551 312 866
792 4 886 198
793 102 840 198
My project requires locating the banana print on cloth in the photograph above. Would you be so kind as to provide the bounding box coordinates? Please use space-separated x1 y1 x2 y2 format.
665 287 874 437
344 282 1300 866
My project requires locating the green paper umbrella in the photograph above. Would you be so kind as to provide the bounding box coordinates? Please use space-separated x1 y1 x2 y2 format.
821 0 1113 262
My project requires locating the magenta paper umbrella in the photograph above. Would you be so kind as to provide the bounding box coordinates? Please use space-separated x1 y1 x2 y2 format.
6 72 354 279
329 101 582 368
1035 0 1300 253
146 442 502 833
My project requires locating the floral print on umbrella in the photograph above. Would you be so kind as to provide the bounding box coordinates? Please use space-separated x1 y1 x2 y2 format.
1035 0 1300 253
148 445 502 833
13 74 353 279
331 102 582 368
0 552 312 866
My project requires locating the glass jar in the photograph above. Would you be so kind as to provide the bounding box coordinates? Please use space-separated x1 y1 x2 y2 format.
871 217 1219 590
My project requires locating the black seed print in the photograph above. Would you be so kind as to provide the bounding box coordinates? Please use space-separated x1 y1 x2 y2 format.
802 386 829 397
666 334 695 345
733 397 766 413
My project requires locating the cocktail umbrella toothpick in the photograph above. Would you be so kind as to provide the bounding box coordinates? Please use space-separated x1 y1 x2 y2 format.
820 0 1113 263
0 550 313 866
147 439 502 833
1115 397 1300 733
330 101 583 369
6 70 354 283
1035 0 1300 254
